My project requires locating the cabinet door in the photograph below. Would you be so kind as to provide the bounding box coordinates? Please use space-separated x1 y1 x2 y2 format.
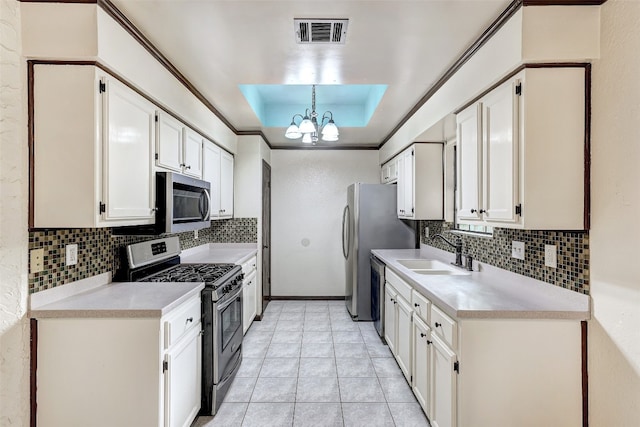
164 325 202 427
412 315 431 418
203 141 221 219
243 272 257 334
396 296 413 382
456 104 482 221
403 149 414 218
156 111 183 173
182 129 203 179
220 151 234 218
396 155 405 217
102 77 155 222
482 80 519 223
384 285 397 355
431 335 457 427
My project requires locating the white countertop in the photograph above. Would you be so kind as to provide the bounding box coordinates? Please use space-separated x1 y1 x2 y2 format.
181 243 258 265
372 246 590 321
30 281 204 319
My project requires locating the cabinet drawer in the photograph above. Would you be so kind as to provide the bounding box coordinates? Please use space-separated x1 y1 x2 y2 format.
385 268 412 302
164 297 201 349
431 305 457 350
241 256 257 277
411 290 431 324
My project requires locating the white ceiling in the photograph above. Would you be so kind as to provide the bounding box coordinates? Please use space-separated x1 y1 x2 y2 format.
111 0 511 147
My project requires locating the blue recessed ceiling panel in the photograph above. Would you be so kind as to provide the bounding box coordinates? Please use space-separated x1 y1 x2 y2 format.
238 84 387 128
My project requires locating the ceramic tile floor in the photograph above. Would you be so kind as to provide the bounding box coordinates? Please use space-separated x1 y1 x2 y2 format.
194 300 430 427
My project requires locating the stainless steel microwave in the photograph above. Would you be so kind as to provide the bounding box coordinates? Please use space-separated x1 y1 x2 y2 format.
156 172 211 234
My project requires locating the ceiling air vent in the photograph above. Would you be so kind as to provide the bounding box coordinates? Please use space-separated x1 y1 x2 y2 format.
294 19 349 44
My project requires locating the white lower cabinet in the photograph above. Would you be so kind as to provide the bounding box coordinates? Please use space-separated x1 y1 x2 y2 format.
412 314 432 417
383 271 414 384
431 334 457 427
242 271 257 334
384 267 584 427
395 296 413 381
164 325 202 427
242 255 258 334
383 285 397 356
36 294 202 427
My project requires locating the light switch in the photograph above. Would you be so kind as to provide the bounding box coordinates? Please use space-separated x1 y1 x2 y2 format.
511 241 525 260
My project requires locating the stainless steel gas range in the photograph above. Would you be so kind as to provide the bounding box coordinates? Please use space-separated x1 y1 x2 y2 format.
119 237 244 416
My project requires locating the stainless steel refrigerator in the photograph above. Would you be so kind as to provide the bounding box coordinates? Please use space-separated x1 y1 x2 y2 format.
342 183 416 320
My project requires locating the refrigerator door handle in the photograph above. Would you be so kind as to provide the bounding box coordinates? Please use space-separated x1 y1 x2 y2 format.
342 205 350 259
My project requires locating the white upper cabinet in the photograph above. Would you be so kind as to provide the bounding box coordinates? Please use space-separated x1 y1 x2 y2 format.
182 128 204 179
156 113 204 179
482 80 519 224
219 151 234 219
456 104 482 222
156 112 184 173
102 78 156 222
381 157 398 184
202 140 233 220
202 140 221 218
396 143 444 220
33 64 155 228
456 67 586 230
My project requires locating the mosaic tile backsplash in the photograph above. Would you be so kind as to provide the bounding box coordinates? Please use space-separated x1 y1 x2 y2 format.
28 218 258 293
420 221 589 295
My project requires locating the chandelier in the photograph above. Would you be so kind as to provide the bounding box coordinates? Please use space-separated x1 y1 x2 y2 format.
284 85 339 144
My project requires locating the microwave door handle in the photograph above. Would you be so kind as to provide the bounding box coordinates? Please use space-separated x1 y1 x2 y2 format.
203 189 212 220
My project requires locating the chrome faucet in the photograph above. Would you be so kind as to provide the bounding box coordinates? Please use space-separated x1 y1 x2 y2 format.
433 234 464 268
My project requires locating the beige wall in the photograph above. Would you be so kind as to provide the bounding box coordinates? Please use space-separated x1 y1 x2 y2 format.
0 0 30 425
270 150 379 296
590 0 640 425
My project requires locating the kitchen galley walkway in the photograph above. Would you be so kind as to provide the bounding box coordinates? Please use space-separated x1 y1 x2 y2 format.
194 300 430 427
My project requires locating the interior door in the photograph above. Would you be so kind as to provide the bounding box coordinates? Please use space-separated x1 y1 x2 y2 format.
261 160 271 314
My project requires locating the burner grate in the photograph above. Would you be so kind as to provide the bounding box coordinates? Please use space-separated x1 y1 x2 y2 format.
140 263 239 288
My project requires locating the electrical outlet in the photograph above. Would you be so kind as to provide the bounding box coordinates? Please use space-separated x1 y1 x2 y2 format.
31 249 44 273
511 241 525 260
424 227 430 239
545 244 557 268
65 244 78 266
194 229 199 239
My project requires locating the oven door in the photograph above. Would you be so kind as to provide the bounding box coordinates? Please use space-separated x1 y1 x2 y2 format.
214 287 243 383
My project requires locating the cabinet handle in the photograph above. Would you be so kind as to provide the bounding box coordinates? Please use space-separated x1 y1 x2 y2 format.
180 163 186 167
427 340 432 345
414 303 420 307
435 322 442 328
420 332 426 338
186 317 194 323
479 209 486 214
185 165 191 170
470 208 477 213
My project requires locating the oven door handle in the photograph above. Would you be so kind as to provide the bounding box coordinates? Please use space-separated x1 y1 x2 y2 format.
216 288 242 312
